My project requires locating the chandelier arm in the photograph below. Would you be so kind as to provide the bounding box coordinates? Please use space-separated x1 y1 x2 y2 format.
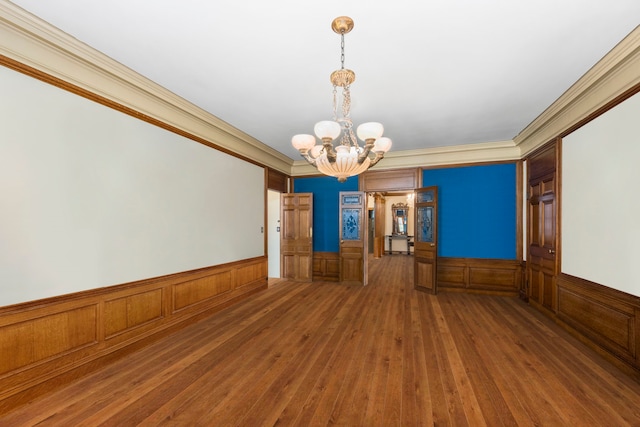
369 152 385 167
322 138 337 163
300 153 317 166
357 139 376 163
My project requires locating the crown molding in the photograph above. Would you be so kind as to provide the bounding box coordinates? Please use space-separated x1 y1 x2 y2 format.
3 2 637 176
290 140 520 177
515 25 640 156
0 1 293 174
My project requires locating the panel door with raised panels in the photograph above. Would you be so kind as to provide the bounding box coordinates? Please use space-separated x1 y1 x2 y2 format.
414 187 438 293
281 193 313 282
339 192 367 285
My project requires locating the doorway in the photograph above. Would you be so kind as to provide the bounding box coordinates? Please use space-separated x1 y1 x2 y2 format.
359 168 422 285
267 189 281 279
379 192 415 255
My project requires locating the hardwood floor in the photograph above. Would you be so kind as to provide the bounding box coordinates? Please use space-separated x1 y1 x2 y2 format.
3 255 640 426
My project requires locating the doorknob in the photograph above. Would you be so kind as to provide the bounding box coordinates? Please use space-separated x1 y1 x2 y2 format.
430 243 435 247
548 249 555 254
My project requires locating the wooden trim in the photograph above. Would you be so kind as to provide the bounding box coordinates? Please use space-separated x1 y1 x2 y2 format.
519 260 528 301
0 257 267 414
0 55 268 170
267 168 289 193
437 257 521 296
359 168 420 192
516 160 524 261
373 194 386 258
421 159 519 170
556 273 640 374
559 82 640 140
264 167 269 258
312 252 340 282
555 137 563 280
524 138 557 174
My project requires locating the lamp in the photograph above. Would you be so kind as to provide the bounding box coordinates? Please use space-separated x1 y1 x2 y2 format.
292 16 392 182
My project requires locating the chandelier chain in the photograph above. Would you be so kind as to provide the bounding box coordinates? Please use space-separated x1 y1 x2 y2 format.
340 33 345 70
338 31 354 146
342 86 351 120
332 86 338 121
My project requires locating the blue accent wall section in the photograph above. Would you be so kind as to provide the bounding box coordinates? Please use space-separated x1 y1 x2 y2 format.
423 164 516 259
294 176 359 252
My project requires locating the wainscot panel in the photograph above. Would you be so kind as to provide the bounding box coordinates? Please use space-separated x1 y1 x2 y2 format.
0 256 267 415
556 273 639 372
313 252 340 282
105 289 163 338
437 257 521 295
173 270 234 312
0 305 97 376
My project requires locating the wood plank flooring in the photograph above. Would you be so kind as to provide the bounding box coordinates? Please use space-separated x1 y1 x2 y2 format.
3 255 640 426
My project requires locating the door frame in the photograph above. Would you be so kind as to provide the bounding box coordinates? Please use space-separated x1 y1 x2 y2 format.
359 168 422 285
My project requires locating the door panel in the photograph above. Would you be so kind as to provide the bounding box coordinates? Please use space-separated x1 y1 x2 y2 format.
339 192 367 285
281 193 313 282
414 187 438 293
527 142 559 311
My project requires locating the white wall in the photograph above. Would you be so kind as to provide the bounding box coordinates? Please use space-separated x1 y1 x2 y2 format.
0 66 265 306
267 190 281 278
384 195 414 253
562 91 640 297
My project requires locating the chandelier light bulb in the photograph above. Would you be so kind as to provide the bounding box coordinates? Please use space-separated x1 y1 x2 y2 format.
291 134 316 152
310 144 323 159
356 122 384 141
372 137 393 153
314 121 341 140
335 145 351 156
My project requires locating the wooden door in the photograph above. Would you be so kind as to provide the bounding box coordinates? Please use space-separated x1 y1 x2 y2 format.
527 142 560 311
281 193 313 282
339 192 367 285
414 187 438 293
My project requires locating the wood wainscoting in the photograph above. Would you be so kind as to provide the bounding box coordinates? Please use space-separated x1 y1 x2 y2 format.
312 252 340 282
556 273 640 373
0 257 267 415
437 257 521 296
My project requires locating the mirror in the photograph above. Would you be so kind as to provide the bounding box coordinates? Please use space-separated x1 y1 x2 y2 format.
392 203 409 235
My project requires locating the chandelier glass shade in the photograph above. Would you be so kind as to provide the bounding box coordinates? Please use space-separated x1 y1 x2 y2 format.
291 16 392 182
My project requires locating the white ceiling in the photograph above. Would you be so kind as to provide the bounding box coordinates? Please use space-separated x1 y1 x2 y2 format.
8 0 640 160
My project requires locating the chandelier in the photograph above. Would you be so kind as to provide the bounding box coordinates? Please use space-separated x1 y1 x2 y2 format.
291 16 392 182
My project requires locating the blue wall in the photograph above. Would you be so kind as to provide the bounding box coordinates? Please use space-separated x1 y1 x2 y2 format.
293 176 359 252
423 164 516 259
